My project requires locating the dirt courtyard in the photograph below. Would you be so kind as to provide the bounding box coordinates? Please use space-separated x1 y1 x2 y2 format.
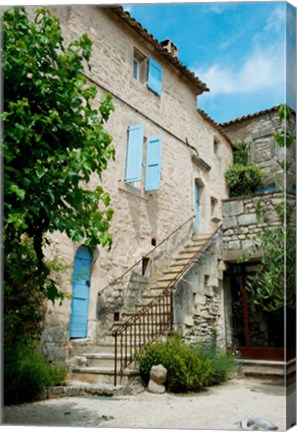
1 378 296 431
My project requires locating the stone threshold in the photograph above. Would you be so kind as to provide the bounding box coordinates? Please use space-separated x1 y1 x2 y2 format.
43 382 129 400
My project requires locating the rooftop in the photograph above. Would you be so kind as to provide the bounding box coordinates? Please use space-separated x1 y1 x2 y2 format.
110 6 209 95
220 106 280 127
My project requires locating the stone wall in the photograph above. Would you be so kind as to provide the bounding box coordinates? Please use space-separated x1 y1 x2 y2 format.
222 192 296 262
174 233 226 349
222 108 296 190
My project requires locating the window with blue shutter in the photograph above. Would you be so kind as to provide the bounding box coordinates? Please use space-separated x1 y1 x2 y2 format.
147 58 162 96
125 124 144 183
145 136 162 191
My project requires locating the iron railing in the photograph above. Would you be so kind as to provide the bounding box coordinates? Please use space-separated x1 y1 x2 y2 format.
112 224 222 386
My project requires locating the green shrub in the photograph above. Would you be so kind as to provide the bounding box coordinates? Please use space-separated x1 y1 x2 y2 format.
135 334 235 393
4 347 68 404
225 164 263 197
233 140 250 165
195 344 235 385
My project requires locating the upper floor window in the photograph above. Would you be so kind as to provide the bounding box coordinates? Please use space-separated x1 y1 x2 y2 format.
133 49 147 84
133 48 163 96
125 124 162 191
213 137 220 155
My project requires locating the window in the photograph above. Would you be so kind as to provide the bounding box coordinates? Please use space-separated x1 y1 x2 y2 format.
132 49 163 96
211 197 218 216
125 124 162 191
133 49 147 84
133 58 139 80
214 137 220 154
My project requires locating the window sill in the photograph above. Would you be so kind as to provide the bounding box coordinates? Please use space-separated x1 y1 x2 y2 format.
118 181 149 200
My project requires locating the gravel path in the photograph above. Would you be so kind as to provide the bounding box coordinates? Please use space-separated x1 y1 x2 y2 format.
2 378 295 430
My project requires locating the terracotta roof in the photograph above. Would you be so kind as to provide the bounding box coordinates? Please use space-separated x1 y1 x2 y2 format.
110 6 209 95
220 106 280 127
197 108 234 147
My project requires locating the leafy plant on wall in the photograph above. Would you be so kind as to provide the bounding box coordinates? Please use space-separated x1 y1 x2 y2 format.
225 140 263 197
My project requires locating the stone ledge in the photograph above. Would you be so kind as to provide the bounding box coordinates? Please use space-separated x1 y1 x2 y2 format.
44 380 144 400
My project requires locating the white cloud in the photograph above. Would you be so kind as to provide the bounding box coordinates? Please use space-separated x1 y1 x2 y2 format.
123 4 132 13
264 5 286 33
195 45 285 97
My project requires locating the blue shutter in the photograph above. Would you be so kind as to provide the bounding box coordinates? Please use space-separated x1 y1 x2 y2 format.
147 58 162 96
145 136 162 191
125 124 144 183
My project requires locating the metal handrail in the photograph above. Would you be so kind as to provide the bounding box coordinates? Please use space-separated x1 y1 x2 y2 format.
112 224 222 385
98 214 195 297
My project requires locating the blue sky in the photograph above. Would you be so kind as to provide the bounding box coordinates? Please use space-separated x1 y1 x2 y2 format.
123 2 296 124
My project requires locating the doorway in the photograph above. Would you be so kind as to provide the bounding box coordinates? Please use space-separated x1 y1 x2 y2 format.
225 264 294 361
69 246 93 339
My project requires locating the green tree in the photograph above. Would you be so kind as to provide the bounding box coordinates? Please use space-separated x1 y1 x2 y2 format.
2 7 116 402
3 6 115 301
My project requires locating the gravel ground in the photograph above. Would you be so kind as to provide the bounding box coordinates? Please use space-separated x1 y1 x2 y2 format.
1 378 295 431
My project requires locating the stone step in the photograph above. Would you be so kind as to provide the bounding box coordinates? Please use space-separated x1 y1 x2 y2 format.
240 359 295 379
121 310 170 319
71 366 139 385
192 234 212 241
167 263 187 271
173 255 191 262
157 274 177 282
182 246 202 253
177 249 199 256
93 343 116 354
84 353 131 368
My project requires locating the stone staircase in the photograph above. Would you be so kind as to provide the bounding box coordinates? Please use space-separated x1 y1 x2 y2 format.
69 233 212 386
240 358 296 383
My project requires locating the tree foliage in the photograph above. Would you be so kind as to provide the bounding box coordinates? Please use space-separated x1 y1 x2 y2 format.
3 7 115 299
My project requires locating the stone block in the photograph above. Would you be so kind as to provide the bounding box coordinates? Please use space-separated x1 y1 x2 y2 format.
238 213 257 226
184 315 194 327
148 364 167 394
223 200 243 217
223 216 237 229
150 364 167 384
228 240 241 250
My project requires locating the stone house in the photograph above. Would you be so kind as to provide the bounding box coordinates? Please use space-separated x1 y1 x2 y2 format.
37 6 295 384
40 5 234 383
220 107 296 374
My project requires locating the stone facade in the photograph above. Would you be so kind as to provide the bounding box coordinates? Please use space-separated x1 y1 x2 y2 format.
221 107 296 190
31 5 233 362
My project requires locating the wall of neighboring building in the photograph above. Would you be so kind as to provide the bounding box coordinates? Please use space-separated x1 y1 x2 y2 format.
222 192 296 262
222 108 296 190
34 5 233 361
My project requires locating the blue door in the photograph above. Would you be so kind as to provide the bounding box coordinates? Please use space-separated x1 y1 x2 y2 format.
69 246 92 339
194 183 199 232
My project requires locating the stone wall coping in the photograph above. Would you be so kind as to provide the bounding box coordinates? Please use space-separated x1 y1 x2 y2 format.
222 191 295 203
